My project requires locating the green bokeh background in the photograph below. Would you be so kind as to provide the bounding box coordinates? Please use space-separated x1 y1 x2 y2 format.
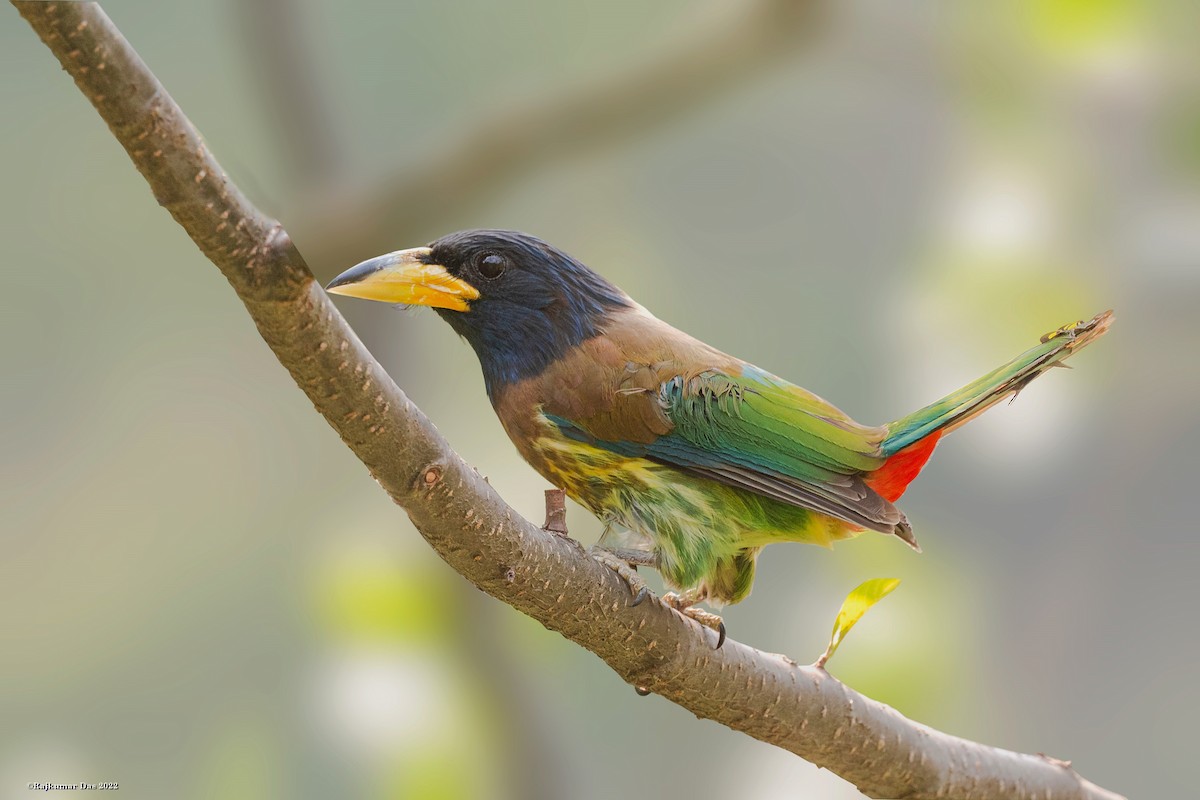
2 2 1196 798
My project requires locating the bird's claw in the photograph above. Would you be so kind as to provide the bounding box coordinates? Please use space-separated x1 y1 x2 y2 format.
590 549 724 648
589 546 651 606
662 591 727 649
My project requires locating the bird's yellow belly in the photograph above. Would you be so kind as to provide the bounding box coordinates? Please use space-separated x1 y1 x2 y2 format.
519 424 860 601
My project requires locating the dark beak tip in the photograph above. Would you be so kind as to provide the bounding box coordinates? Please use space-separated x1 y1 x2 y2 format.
325 259 382 292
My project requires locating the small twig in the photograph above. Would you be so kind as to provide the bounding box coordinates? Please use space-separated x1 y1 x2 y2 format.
542 488 568 536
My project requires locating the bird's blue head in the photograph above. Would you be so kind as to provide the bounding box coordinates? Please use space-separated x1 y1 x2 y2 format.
326 229 633 399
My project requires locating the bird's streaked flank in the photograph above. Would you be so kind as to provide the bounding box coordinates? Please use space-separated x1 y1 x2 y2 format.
328 229 1111 631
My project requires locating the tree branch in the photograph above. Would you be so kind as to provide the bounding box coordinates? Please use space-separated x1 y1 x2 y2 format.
13 4 1124 799
294 0 830 271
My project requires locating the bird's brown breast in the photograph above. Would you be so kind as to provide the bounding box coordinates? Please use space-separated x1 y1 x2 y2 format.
492 305 742 458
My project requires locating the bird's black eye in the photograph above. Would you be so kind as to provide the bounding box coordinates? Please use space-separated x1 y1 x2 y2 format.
476 252 507 281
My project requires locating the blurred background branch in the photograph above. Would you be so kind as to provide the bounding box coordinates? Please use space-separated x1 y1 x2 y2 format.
236 0 342 186
10 3 1126 799
285 0 829 273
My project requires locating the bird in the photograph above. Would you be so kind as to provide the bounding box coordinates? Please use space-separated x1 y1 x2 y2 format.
327 229 1111 641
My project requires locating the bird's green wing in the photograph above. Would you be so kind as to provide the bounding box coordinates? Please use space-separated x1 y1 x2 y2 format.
547 364 905 533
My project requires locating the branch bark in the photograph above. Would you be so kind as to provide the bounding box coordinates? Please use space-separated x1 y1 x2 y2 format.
13 4 1125 799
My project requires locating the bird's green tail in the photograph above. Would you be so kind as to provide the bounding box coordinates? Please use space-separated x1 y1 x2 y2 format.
881 310 1113 457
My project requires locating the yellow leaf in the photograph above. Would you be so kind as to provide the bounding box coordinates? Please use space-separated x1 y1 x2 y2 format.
817 578 901 668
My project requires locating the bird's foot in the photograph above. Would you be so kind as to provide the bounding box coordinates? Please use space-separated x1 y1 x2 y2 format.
662 591 726 649
588 546 656 606
589 549 725 648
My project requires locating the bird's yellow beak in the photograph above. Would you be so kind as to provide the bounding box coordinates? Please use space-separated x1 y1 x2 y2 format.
325 247 480 312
